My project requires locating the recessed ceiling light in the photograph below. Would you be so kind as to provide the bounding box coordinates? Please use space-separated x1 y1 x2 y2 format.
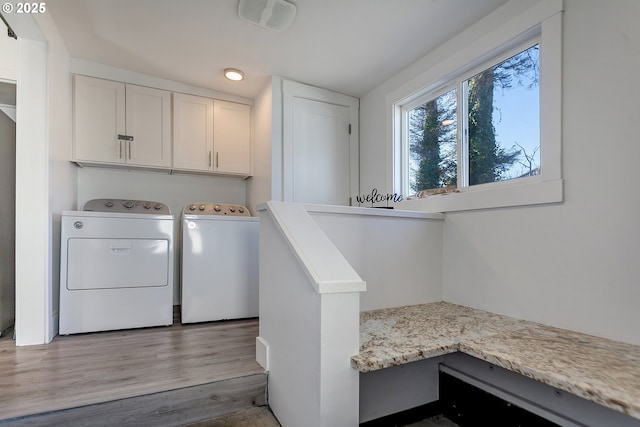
224 68 245 81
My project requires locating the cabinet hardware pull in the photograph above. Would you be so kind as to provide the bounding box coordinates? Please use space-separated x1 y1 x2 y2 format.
117 135 134 160
119 140 123 159
216 152 219 169
208 150 212 167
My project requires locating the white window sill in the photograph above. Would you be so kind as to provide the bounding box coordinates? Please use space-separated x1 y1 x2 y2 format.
395 178 563 213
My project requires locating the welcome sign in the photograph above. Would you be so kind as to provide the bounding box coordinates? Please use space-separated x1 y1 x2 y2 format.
356 188 403 208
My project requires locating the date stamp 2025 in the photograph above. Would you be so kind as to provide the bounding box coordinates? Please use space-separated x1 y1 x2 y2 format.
2 2 46 14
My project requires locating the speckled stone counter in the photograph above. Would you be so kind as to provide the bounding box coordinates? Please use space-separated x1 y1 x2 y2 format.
353 302 640 420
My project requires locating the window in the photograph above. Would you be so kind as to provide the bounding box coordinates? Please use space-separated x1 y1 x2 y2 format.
392 1 563 212
406 88 457 193
465 43 540 186
404 42 540 195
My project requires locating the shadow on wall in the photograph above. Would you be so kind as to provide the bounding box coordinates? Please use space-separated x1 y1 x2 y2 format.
0 104 16 334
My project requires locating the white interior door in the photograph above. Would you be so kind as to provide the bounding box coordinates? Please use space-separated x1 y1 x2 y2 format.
292 98 350 205
283 80 359 206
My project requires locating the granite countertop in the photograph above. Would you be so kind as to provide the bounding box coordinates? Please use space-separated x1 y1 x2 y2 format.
353 302 640 420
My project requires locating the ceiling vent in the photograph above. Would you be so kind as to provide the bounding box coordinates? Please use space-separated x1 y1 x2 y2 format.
238 0 297 32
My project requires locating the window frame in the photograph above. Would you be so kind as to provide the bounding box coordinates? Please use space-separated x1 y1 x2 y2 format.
402 38 541 194
391 0 563 213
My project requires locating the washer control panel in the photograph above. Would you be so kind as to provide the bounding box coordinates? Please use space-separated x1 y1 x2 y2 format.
82 199 171 215
182 203 251 216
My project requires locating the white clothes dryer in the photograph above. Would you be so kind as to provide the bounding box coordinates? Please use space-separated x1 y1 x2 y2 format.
59 199 174 335
181 203 259 323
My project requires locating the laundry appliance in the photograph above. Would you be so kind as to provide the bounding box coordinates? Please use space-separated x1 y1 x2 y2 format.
181 203 259 323
59 199 174 335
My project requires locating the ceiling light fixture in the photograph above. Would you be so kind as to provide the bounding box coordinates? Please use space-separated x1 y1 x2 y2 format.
224 68 245 81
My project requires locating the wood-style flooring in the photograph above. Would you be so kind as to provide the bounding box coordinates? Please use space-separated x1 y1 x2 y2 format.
0 318 264 422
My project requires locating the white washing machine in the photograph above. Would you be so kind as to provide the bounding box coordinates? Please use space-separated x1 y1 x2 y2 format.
181 203 259 323
59 199 174 335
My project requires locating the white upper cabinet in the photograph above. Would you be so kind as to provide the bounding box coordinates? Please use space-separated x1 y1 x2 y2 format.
73 75 251 177
173 93 214 172
213 100 252 176
173 96 252 176
73 75 171 169
124 84 172 168
73 75 126 164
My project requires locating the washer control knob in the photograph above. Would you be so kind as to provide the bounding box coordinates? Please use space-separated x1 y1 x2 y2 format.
229 206 236 213
154 204 162 210
214 205 221 212
143 202 151 209
124 200 135 209
199 205 205 211
105 200 114 208
189 204 196 211
238 208 245 214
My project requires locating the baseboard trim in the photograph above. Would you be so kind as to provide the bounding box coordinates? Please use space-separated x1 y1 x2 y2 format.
256 336 269 370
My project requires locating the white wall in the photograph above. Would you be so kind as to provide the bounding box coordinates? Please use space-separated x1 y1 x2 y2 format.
259 211 324 426
308 209 444 311
13 36 50 345
258 203 362 427
37 12 77 340
444 0 640 345
247 76 284 214
3 6 54 345
77 168 247 303
359 0 640 345
247 79 273 213
7 10 77 344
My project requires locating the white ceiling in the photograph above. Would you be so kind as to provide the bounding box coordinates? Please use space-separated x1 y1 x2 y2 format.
46 0 509 99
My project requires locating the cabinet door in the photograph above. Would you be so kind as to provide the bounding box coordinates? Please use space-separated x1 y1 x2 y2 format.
213 100 251 175
125 84 172 168
173 93 214 171
73 75 125 164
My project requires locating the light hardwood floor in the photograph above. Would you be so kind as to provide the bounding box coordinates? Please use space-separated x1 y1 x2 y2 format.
0 318 264 421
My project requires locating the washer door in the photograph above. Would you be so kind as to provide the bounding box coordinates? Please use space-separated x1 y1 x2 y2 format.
66 238 169 290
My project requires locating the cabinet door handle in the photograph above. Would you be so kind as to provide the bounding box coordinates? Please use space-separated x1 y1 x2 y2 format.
216 152 219 169
128 140 133 160
117 135 133 160
208 150 212 168
119 140 123 159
